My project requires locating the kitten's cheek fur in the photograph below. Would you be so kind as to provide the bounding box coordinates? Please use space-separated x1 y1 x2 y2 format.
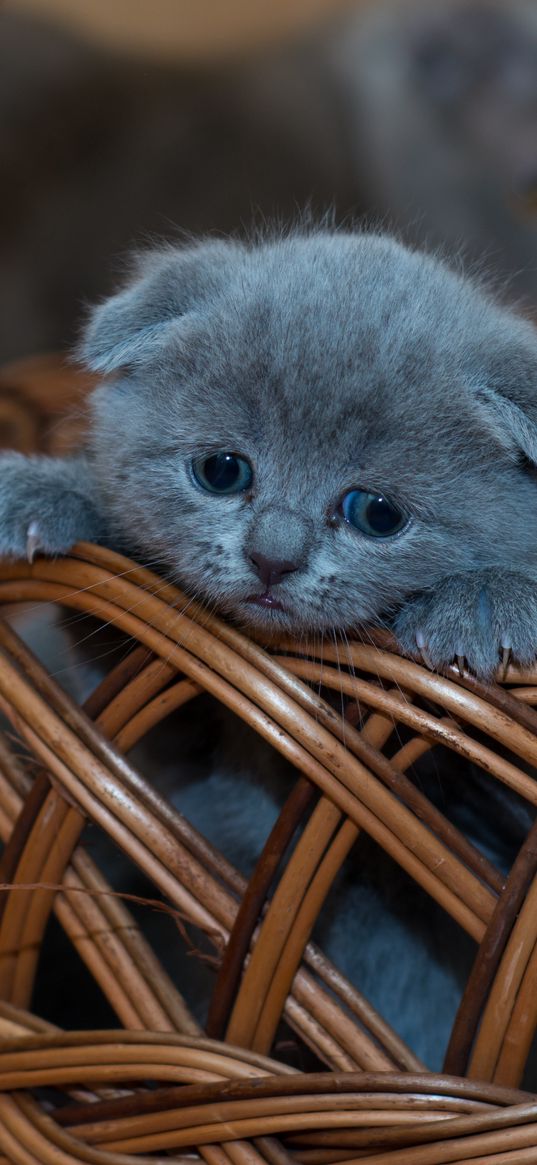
394 569 537 678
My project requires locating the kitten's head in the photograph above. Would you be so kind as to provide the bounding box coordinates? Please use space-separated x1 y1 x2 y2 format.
80 230 537 636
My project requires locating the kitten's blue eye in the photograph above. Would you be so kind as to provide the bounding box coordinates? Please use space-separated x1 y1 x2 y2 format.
340 489 407 538
191 452 253 495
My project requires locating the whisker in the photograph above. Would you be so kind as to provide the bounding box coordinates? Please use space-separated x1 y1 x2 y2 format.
5 556 166 625
330 627 347 750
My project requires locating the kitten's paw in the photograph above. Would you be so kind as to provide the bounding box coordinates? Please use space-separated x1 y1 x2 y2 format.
0 453 103 561
394 570 537 679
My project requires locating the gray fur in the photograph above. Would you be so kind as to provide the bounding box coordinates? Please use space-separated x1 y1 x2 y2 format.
0 452 103 558
2 229 537 675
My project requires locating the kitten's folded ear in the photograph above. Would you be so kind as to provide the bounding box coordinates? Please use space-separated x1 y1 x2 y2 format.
78 239 241 374
470 319 537 466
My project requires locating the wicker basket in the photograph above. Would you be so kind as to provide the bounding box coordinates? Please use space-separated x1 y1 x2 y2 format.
1 357 537 1163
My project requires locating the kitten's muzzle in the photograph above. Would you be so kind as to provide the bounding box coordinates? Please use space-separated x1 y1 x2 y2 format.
246 552 297 613
246 506 311 590
248 551 299 589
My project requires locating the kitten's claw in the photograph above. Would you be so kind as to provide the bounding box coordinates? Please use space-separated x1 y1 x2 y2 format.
499 644 511 682
416 630 434 670
395 571 537 680
26 521 42 564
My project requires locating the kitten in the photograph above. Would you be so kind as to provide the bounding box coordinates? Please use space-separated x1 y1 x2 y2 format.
4 227 537 1070
1 228 537 675
330 0 537 302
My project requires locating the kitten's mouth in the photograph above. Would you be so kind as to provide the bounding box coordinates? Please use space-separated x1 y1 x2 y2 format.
246 591 285 612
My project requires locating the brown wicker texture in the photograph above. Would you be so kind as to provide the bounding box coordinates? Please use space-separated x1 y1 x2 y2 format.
1 361 537 1162
0 354 96 455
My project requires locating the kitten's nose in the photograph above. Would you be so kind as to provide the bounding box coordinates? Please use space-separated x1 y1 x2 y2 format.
249 551 299 589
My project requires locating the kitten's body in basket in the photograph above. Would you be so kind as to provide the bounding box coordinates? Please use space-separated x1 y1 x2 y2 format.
2 229 537 1068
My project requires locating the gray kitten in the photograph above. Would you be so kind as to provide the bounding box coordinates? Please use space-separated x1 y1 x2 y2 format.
2 229 537 676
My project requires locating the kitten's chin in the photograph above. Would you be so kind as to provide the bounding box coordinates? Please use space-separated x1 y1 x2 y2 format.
231 596 348 638
232 597 297 634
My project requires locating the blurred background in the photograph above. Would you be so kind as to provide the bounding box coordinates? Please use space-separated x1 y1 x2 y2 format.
0 0 536 391
8 0 355 58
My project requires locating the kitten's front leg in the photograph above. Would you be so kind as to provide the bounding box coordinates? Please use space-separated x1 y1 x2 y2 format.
394 569 537 679
0 452 105 560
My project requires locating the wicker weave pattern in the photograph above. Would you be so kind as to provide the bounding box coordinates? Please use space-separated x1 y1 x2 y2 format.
1 362 537 1160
